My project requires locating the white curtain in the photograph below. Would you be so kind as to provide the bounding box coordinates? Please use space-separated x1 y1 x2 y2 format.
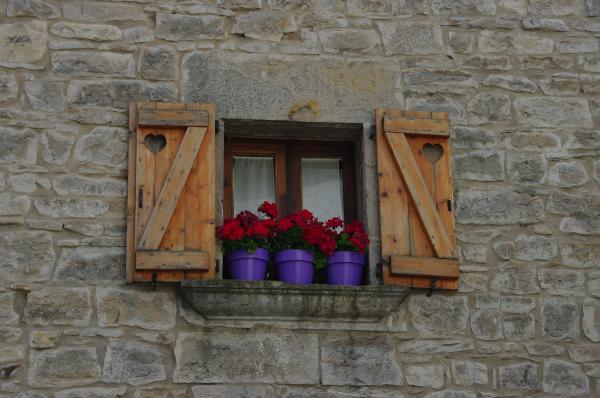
302 158 344 221
233 156 275 215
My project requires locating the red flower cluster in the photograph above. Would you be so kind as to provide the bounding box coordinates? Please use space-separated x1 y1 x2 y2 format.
324 218 370 254
217 201 278 255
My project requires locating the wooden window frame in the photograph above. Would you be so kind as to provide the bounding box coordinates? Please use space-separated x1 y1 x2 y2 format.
224 137 357 222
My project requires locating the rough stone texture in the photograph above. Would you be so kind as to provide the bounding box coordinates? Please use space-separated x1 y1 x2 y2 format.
515 97 593 127
34 197 109 218
68 80 176 110
232 10 297 42
491 263 540 294
102 339 166 386
0 21 47 66
97 288 176 330
377 22 443 55
50 22 121 41
24 81 65 112
321 337 402 385
174 332 319 384
156 13 225 41
409 295 469 337
539 268 585 296
74 127 128 168
548 160 589 187
514 234 557 261
0 231 54 283
451 361 488 386
0 127 38 164
0 292 19 325
25 287 91 327
62 2 146 22
7 0 61 18
499 362 539 390
406 365 444 389
0 73 18 102
29 347 101 387
454 150 504 181
542 297 579 339
139 46 177 81
54 247 124 284
507 152 547 184
41 130 75 165
543 359 590 395
52 52 135 77
583 298 600 342
53 175 126 197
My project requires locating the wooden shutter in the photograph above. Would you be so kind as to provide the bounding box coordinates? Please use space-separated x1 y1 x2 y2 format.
126 102 216 283
376 109 459 290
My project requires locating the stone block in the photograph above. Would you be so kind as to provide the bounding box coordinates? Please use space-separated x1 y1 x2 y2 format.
507 132 560 151
539 268 584 296
583 298 600 342
522 16 568 31
467 93 510 124
321 337 402 386
319 29 379 54
0 231 54 283
232 10 296 42
587 0 600 15
471 309 503 340
68 109 128 126
569 345 600 362
543 359 589 395
507 152 547 184
409 295 469 338
0 292 19 325
454 150 504 181
491 263 540 294
499 362 539 390
7 0 61 18
561 242 600 267
0 192 31 216
41 130 75 165
51 52 135 77
139 46 177 81
123 27 154 44
455 188 544 225
548 161 588 187
515 97 593 127
25 287 91 327
558 37 600 54
55 247 124 284
542 297 579 339
539 73 581 95
514 235 557 261
432 0 495 14
526 342 565 356
25 81 65 112
50 22 121 41
28 347 101 387
54 387 127 398
503 313 535 340
183 52 401 123
64 221 103 236
97 287 176 330
406 365 444 389
560 216 600 236
29 330 59 349
68 80 176 110
481 74 537 92
63 1 147 22
377 22 443 55
422 391 476 398
528 0 582 16
347 0 427 15
173 332 319 384
74 127 128 168
451 127 496 149
0 127 37 164
396 339 474 354
53 175 126 197
0 73 18 102
406 96 466 122
136 387 187 398
300 12 348 28
192 385 272 398
451 361 488 386
448 31 473 54
34 197 109 218
102 339 166 386
156 13 225 41
0 22 47 65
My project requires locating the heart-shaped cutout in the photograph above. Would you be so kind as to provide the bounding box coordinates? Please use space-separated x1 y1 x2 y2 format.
422 143 443 164
144 134 166 154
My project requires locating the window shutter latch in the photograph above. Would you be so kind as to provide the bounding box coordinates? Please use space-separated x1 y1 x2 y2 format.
152 272 158 291
426 278 437 297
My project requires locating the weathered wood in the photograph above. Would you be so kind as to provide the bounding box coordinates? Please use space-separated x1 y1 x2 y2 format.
391 255 459 278
126 103 137 283
384 131 455 259
138 126 207 250
384 116 450 137
136 250 209 270
138 108 209 127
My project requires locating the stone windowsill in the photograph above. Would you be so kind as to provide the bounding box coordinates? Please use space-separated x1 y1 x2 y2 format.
179 280 409 323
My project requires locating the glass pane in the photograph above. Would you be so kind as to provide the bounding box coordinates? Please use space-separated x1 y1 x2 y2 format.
301 158 344 221
233 156 275 215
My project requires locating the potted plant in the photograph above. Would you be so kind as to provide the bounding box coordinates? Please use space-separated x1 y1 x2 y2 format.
324 217 370 286
217 202 277 281
271 208 334 285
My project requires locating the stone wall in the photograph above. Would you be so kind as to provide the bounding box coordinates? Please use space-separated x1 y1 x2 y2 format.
1 0 600 397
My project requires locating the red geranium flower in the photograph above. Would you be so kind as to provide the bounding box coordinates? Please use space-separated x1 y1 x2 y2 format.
258 201 278 219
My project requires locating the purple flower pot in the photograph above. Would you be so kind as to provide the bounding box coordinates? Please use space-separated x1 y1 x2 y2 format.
275 249 314 285
226 248 269 281
327 251 366 286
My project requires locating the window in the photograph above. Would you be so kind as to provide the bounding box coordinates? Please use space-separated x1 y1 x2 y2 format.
224 138 357 222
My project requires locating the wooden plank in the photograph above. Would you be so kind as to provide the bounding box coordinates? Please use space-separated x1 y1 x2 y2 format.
138 126 207 250
138 108 209 127
136 250 209 270
384 131 456 259
384 116 450 137
184 102 216 281
135 128 156 245
391 255 459 278
126 103 137 283
377 109 412 287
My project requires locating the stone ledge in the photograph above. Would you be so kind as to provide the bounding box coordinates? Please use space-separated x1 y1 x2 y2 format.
180 280 409 323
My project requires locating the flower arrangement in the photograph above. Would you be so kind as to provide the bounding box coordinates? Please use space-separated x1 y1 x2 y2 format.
217 202 277 256
324 217 370 254
270 207 334 269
